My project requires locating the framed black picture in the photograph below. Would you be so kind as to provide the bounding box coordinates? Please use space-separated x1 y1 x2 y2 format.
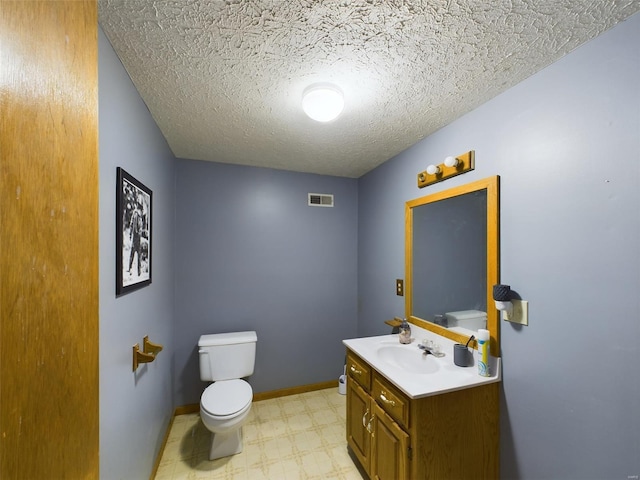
116 168 152 296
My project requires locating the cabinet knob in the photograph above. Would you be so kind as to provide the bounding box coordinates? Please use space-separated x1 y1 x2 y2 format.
350 365 362 375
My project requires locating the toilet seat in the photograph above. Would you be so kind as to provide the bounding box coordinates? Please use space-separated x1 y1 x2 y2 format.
201 379 252 418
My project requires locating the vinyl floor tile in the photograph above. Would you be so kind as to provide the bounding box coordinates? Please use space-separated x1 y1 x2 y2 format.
155 388 366 480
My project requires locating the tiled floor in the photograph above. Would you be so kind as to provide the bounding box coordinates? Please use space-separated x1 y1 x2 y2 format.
155 388 366 480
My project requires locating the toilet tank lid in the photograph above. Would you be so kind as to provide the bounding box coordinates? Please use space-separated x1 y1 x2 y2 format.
445 310 487 321
198 331 257 347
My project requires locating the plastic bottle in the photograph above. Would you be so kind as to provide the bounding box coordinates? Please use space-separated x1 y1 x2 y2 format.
477 329 490 377
399 318 412 344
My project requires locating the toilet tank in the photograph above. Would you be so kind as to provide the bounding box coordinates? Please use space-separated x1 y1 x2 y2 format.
198 331 257 382
445 310 487 331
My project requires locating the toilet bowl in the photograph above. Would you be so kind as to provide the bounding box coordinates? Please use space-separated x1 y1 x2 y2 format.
198 331 257 460
200 379 253 459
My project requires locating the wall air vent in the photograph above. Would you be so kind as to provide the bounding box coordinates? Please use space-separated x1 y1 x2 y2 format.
308 193 334 207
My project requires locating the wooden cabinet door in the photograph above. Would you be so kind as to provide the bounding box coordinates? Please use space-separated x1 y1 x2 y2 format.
370 403 410 480
347 378 372 476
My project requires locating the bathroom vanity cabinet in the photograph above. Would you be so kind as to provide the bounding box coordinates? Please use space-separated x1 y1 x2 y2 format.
345 349 499 479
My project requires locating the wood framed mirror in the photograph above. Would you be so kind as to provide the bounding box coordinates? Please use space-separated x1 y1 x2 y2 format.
405 176 500 356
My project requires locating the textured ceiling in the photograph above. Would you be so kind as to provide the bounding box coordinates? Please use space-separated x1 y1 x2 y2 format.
99 1 640 178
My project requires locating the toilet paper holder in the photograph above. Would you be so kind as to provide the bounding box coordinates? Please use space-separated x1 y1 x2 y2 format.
132 336 164 372
132 344 155 372
143 335 163 355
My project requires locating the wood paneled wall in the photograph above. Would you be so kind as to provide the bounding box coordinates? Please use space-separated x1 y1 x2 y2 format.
0 1 99 478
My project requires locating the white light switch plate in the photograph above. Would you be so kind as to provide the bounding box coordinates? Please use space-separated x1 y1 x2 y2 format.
504 300 528 325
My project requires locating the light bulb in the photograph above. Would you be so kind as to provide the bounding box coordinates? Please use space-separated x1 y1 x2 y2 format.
302 84 344 122
444 156 458 168
426 164 441 175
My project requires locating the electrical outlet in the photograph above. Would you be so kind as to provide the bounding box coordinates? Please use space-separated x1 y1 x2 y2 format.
396 279 404 296
504 299 528 325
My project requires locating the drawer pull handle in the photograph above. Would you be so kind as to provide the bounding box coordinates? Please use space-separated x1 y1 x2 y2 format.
379 392 396 407
363 410 374 435
350 365 362 375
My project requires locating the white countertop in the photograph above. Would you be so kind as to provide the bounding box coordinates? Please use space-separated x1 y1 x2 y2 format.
342 324 501 399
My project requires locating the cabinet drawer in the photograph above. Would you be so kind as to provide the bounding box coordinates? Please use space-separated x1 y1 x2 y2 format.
346 351 371 392
372 374 410 429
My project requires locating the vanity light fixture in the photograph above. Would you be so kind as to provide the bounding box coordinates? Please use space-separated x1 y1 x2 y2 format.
417 150 475 188
444 156 459 168
426 164 441 175
302 83 344 122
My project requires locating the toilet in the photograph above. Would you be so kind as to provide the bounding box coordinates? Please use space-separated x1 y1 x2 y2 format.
445 310 487 334
198 331 257 460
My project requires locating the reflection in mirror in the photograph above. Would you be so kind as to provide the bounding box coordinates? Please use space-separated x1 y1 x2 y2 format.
405 177 500 356
412 190 487 332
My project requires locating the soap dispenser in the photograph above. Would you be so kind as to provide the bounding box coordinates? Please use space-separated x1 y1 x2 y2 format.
399 318 412 344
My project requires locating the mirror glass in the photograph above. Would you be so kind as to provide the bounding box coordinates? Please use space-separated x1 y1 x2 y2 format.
405 176 500 355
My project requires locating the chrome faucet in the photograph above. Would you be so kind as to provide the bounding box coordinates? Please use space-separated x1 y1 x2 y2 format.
418 343 434 354
418 340 445 358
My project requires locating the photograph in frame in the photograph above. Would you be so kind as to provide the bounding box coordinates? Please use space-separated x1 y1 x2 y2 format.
116 167 152 296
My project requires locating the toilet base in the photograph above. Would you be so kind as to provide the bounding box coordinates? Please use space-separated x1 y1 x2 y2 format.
209 427 243 460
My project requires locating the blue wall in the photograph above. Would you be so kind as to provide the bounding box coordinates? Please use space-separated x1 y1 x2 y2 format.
173 160 358 406
99 29 176 479
357 13 639 479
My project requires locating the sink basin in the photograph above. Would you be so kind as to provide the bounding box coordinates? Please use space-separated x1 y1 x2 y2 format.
376 345 440 374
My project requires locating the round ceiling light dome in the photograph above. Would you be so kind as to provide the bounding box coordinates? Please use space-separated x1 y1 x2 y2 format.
302 83 344 122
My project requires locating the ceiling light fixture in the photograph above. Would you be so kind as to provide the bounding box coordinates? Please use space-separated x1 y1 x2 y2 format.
302 83 344 122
